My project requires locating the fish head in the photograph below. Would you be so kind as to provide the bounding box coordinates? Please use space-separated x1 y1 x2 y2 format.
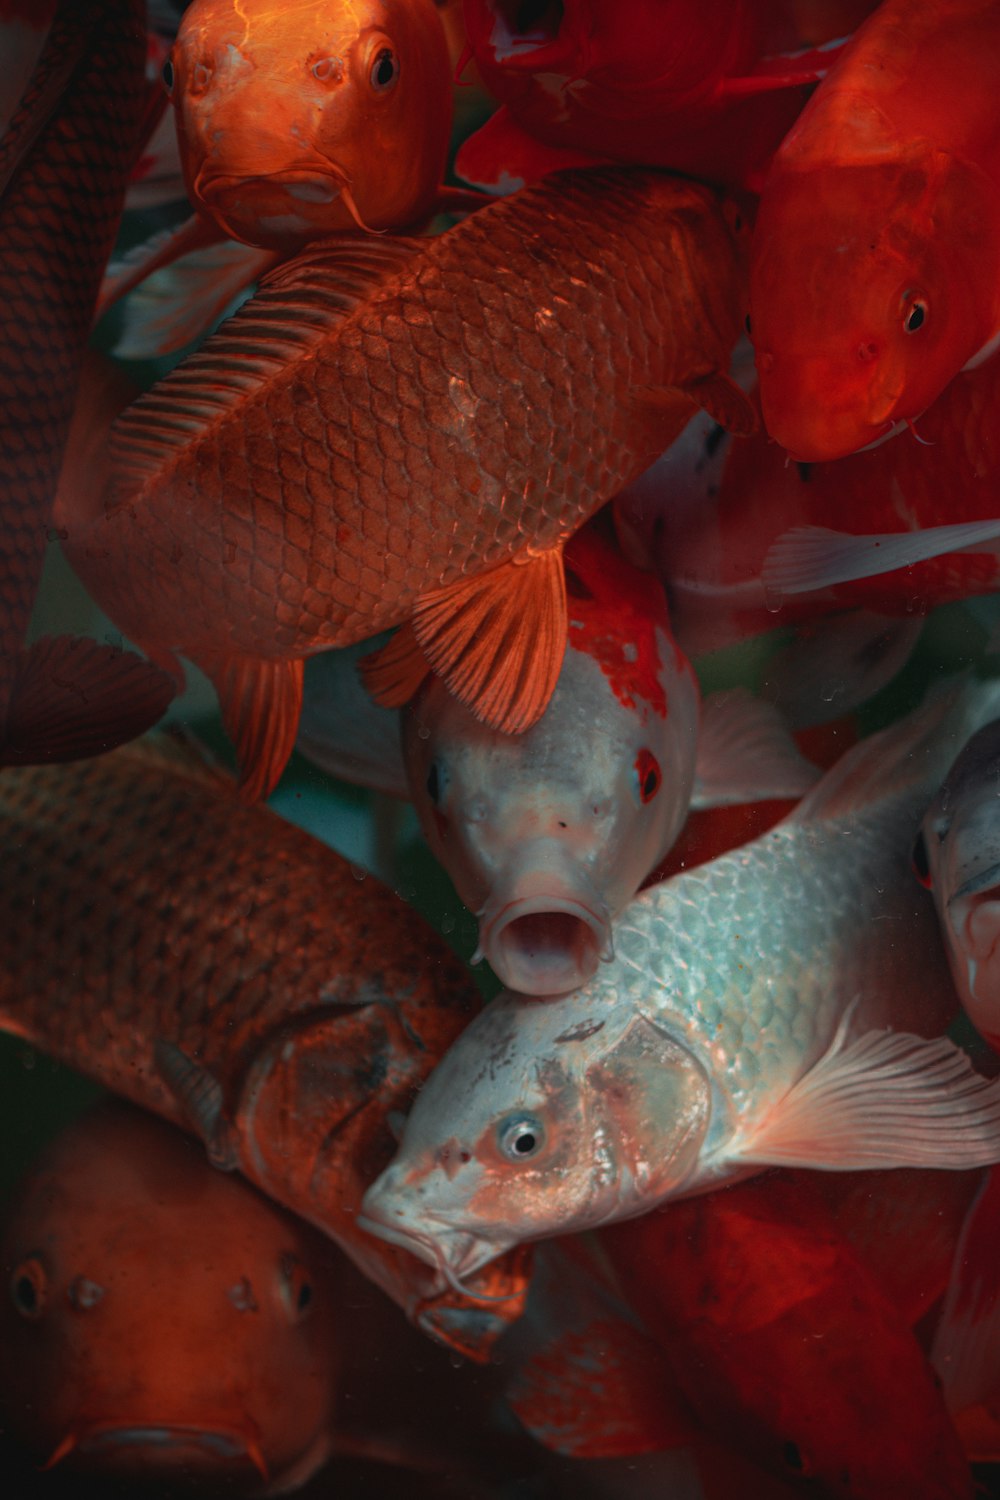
403 537 698 997
918 719 1000 1049
359 992 711 1281
0 1102 340 1489
750 151 993 461
168 0 453 247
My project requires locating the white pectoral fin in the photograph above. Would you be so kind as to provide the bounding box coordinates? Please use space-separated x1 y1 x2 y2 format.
762 521 1000 600
729 1026 1000 1172
692 687 820 808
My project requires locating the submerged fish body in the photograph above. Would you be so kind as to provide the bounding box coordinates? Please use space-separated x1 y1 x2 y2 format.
402 522 700 997
0 1100 341 1493
750 0 1000 460
0 735 528 1358
918 718 1000 1055
168 0 453 247
0 0 174 764
360 682 1000 1281
456 0 824 193
59 167 750 800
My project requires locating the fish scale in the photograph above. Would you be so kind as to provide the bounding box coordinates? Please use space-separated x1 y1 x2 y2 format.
0 737 529 1356
61 168 747 795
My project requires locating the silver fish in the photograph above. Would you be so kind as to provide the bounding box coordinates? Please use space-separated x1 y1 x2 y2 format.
359 680 1000 1285
917 717 1000 1053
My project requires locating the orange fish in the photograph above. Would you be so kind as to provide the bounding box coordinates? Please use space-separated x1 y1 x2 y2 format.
454 0 840 196
601 1172 977 1499
58 168 754 801
0 734 529 1361
750 0 1000 460
0 1099 342 1492
0 0 174 767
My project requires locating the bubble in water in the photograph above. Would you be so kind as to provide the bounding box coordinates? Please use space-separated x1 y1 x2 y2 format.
350 863 367 882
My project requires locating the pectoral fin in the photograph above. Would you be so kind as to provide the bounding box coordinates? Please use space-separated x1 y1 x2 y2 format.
692 688 819 808
0 636 175 766
762 520 1000 600
202 653 304 803
730 1026 1000 1172
632 373 758 437
154 1041 238 1171
369 549 568 734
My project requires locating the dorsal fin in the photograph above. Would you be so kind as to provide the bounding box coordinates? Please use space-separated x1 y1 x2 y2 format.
109 234 425 490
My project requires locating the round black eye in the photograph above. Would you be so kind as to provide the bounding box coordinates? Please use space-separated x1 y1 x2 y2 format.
370 47 399 92
10 1257 47 1320
162 56 174 94
278 1254 314 1322
904 299 927 333
911 830 932 889
426 761 441 804
497 1113 546 1162
634 749 662 804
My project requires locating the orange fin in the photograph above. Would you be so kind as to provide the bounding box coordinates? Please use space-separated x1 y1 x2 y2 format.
0 635 175 766
110 235 423 490
633 373 758 436
360 621 432 709
207 654 304 803
410 549 567 734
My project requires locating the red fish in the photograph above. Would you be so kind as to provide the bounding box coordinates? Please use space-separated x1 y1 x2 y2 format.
601 1172 977 1499
0 1100 343 1491
625 355 1000 670
454 0 840 196
0 734 530 1361
750 0 1000 460
0 0 174 766
57 168 754 801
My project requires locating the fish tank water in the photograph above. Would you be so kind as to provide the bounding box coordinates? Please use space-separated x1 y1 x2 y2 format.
4 2 1000 1498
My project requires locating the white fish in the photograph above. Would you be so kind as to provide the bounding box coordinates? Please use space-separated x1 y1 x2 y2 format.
917 716 1000 1054
359 679 1000 1286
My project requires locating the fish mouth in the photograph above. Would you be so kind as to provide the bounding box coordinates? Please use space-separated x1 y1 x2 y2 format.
45 1421 270 1482
951 866 1000 963
357 1208 502 1293
486 0 569 70
479 894 612 997
198 167 344 207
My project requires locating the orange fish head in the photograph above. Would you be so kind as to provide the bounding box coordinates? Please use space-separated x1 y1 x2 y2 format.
167 0 453 248
0 1104 340 1490
749 156 997 462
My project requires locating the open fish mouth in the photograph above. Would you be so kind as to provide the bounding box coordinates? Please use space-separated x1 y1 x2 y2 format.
951 866 1000 966
357 1207 504 1295
45 1421 270 1481
480 894 613 997
487 0 568 68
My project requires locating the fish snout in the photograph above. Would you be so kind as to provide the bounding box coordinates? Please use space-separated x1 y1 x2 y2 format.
477 843 612 997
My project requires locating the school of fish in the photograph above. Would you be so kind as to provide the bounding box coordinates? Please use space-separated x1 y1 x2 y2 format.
10 0 1000 1496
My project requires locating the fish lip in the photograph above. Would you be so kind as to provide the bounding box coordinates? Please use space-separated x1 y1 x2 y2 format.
480 893 612 998
46 1421 270 1481
357 1210 494 1286
196 165 346 205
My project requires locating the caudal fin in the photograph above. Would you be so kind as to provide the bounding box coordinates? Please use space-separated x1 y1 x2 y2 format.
0 634 174 766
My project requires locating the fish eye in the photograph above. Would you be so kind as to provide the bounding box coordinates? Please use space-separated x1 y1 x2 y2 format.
911 830 932 889
161 56 174 95
370 46 399 92
902 295 928 334
278 1253 314 1322
632 748 662 804
426 761 442 804
496 1113 546 1163
10 1257 47 1320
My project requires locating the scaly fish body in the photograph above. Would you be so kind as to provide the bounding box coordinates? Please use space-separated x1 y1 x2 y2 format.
168 0 453 246
59 168 750 798
0 0 174 761
750 0 1000 460
0 1100 342 1492
360 682 1000 1282
0 735 529 1359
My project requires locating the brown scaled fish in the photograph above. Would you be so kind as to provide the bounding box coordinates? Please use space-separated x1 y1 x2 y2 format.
0 0 174 767
58 168 755 800
0 733 529 1361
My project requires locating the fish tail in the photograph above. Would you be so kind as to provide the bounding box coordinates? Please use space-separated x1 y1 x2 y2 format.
201 652 304 803
0 635 174 766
